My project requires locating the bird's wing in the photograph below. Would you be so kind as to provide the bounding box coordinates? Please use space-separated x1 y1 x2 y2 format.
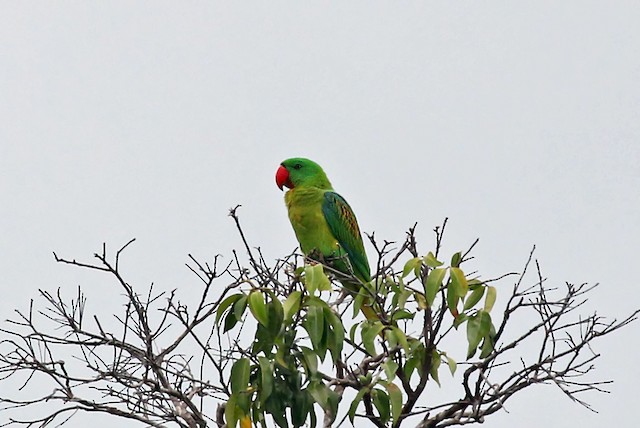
322 191 371 283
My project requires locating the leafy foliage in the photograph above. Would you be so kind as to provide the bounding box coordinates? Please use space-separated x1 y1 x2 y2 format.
0 212 637 428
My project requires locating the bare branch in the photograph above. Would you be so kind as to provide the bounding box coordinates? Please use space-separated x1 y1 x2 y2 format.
1 219 636 428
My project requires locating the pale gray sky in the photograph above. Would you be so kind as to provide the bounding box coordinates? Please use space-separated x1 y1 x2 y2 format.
1 2 639 427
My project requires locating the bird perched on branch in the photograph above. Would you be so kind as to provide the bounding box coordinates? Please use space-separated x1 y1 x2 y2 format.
275 157 378 320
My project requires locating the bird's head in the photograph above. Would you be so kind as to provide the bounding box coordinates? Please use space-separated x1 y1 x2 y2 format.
275 158 332 190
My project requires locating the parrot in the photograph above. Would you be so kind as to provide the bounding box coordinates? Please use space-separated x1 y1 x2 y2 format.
275 157 379 320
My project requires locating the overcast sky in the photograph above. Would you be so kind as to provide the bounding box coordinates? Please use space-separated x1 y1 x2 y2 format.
1 2 639 427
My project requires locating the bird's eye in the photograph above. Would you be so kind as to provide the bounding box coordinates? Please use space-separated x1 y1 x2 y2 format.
293 163 302 170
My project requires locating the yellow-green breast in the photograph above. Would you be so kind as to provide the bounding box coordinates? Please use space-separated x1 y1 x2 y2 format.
284 187 341 257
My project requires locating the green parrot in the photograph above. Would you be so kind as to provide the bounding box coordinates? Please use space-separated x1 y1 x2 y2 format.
275 157 378 320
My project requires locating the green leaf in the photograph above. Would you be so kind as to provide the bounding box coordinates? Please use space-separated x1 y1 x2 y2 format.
308 381 339 417
223 310 239 333
396 288 412 310
467 278 484 289
382 358 399 382
267 295 284 338
385 327 398 349
233 295 248 321
303 304 325 359
374 276 390 298
324 307 345 362
300 346 318 375
463 286 485 311
423 251 444 268
450 251 462 267
269 400 289 428
404 357 417 379
402 357 419 379
230 358 251 394
384 382 403 424
391 308 414 322
484 285 497 313
445 354 457 375
353 288 366 318
290 389 316 428
479 310 492 338
249 291 269 327
389 326 409 352
305 264 332 294
348 387 368 423
307 381 326 408
283 291 302 323
466 310 492 359
479 320 497 359
446 279 459 316
430 350 442 386
402 257 421 278
372 389 391 423
225 393 239 428
425 267 446 307
361 321 384 356
450 267 469 298
216 294 243 325
252 323 274 357
480 335 494 359
349 323 359 344
415 292 428 310
453 313 467 329
274 344 289 369
308 408 317 428
403 341 424 380
258 357 273 404
291 390 311 427
466 313 482 359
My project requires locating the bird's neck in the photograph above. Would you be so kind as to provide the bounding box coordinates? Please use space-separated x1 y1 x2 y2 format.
285 185 326 208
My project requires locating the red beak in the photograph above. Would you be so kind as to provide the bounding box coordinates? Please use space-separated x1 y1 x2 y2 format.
275 165 293 190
